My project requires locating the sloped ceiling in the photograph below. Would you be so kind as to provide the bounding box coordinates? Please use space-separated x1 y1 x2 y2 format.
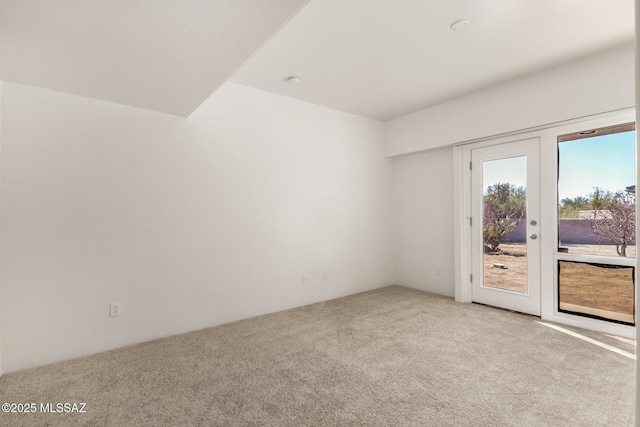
0 0 308 117
0 1 634 120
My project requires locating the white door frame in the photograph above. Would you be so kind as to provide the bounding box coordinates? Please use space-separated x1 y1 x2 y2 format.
454 108 636 339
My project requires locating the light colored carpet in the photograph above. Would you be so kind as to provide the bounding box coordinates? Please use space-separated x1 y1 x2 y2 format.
0 285 634 426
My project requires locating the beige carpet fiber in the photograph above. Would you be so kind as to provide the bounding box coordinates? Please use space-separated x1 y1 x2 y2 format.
0 285 635 426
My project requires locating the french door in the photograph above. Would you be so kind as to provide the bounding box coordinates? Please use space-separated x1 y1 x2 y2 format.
458 110 636 337
471 138 541 316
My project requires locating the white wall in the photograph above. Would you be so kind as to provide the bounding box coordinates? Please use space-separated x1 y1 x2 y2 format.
392 148 454 297
0 81 3 378
385 42 635 156
0 81 394 373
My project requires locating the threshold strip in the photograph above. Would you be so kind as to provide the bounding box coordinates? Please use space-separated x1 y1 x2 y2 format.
535 321 636 360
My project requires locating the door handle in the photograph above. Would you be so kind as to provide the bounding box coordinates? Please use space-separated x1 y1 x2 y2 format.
529 234 538 240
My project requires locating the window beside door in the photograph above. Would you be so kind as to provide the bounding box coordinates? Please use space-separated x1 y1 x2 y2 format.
557 123 636 325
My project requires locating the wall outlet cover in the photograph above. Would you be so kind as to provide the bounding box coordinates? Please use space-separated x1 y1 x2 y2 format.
110 302 121 317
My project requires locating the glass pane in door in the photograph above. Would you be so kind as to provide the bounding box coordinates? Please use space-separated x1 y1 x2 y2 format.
482 156 528 292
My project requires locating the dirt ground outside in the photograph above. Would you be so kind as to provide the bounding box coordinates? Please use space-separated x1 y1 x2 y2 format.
483 244 528 292
483 243 635 322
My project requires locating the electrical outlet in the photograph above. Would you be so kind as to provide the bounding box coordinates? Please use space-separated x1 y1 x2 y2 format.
303 275 309 285
110 302 121 317
436 268 442 276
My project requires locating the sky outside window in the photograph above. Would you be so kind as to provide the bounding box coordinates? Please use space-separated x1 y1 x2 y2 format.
481 131 635 197
558 131 635 200
483 156 526 193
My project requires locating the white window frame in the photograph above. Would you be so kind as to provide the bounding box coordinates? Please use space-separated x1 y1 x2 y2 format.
454 108 636 339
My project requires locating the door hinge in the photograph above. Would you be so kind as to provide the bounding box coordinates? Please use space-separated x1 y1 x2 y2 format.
469 161 472 170
470 274 473 283
469 217 472 226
